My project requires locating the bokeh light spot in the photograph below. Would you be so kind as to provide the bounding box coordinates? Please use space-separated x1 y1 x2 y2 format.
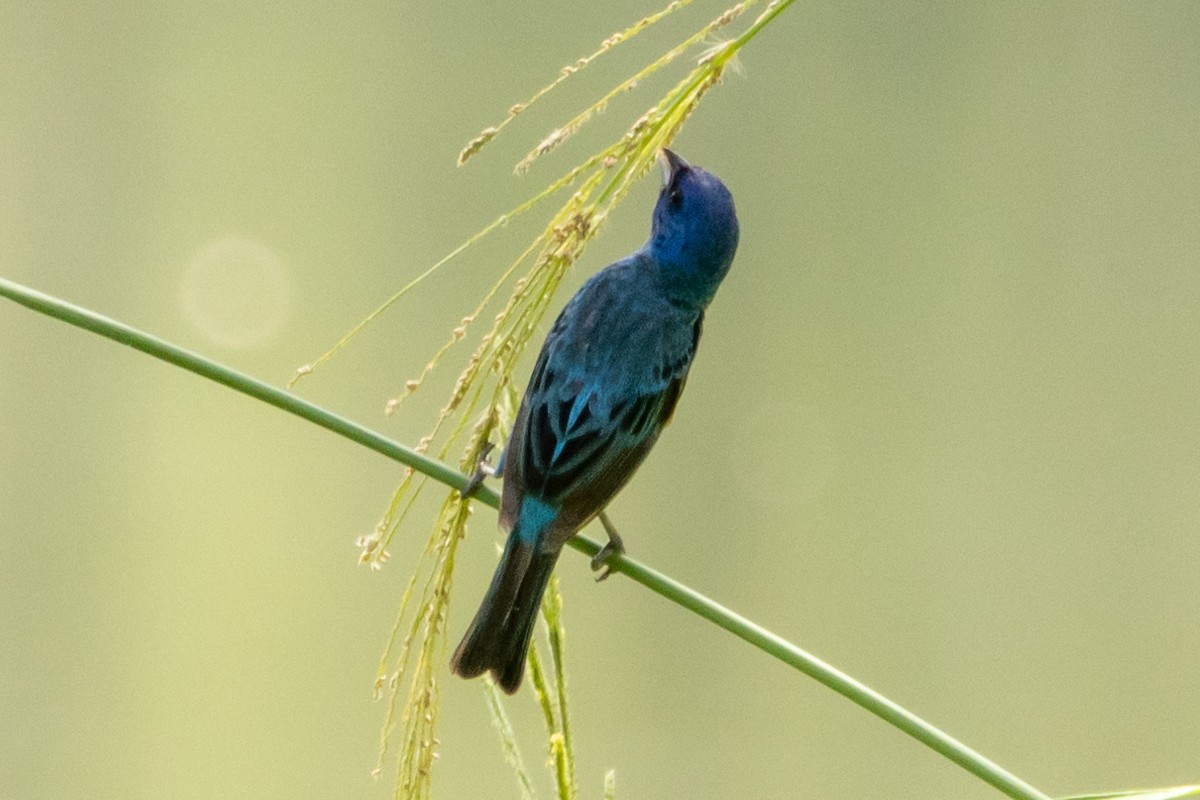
180 237 292 348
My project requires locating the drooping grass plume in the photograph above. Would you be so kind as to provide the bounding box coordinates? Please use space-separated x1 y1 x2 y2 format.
458 0 699 168
526 576 576 800
483 676 539 800
511 0 759 175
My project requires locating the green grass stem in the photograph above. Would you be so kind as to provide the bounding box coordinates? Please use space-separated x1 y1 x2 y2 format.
0 274 1050 800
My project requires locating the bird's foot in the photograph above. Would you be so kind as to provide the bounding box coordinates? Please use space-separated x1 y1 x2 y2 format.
460 442 496 499
590 511 626 581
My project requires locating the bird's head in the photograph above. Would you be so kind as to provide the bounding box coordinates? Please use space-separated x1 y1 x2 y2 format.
648 149 740 308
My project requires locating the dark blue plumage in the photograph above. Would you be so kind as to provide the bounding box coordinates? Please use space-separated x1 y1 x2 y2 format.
451 150 739 693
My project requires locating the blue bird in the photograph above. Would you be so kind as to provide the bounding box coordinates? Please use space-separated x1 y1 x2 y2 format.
451 149 739 693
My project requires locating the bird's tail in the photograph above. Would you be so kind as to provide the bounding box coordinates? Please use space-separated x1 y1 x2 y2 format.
450 528 559 694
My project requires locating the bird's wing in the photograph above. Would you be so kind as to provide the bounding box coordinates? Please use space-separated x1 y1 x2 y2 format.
502 299 702 546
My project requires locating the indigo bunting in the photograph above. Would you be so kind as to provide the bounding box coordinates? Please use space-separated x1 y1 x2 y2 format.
451 149 739 693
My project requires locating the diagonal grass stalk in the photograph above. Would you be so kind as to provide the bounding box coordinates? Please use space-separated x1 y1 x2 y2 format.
0 274 1054 800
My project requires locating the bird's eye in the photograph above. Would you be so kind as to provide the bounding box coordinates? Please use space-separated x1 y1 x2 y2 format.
668 188 683 209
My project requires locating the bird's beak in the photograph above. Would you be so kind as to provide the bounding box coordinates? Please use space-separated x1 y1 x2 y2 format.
659 148 689 186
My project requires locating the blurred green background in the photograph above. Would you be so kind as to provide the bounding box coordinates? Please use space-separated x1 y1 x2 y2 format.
3 2 1199 798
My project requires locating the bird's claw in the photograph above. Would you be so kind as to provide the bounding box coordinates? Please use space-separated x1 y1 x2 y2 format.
460 442 496 499
590 542 623 581
591 512 626 581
